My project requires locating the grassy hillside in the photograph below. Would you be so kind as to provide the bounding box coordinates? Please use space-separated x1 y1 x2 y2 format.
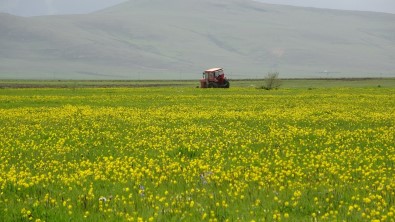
0 0 394 79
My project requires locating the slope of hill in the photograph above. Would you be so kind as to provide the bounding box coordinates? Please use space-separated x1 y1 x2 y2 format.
0 0 127 17
0 0 394 79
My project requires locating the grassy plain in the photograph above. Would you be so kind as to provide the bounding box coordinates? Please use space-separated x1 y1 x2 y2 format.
1 78 395 88
0 84 394 221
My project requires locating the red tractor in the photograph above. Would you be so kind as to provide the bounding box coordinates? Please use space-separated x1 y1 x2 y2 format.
200 68 230 88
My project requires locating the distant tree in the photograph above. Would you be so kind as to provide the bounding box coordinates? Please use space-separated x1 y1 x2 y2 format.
258 72 281 90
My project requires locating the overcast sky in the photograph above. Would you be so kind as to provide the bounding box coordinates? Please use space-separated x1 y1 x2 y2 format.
255 0 395 14
0 0 126 16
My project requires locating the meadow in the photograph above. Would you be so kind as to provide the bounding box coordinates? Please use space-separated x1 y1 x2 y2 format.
0 85 394 221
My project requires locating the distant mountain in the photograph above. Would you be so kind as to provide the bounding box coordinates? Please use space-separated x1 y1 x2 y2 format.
253 0 395 15
0 0 126 17
0 0 394 79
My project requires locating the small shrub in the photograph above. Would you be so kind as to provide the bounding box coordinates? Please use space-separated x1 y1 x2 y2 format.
258 72 281 90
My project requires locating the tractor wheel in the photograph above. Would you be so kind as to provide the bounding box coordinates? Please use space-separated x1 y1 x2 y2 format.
223 80 230 88
208 82 218 88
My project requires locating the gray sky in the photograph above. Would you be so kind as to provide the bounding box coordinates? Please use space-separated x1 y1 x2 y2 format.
0 0 126 16
255 0 395 14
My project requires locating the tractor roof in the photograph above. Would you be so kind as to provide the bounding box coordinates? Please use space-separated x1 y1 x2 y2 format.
205 68 223 72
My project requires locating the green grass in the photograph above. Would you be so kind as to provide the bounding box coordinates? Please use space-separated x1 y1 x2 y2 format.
1 78 394 89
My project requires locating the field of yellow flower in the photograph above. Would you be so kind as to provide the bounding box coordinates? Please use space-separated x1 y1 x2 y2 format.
0 87 394 221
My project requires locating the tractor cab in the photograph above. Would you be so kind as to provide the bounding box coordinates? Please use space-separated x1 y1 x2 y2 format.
200 68 230 88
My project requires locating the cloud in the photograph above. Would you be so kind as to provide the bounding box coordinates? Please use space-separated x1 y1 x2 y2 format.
44 0 56 15
0 0 21 12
